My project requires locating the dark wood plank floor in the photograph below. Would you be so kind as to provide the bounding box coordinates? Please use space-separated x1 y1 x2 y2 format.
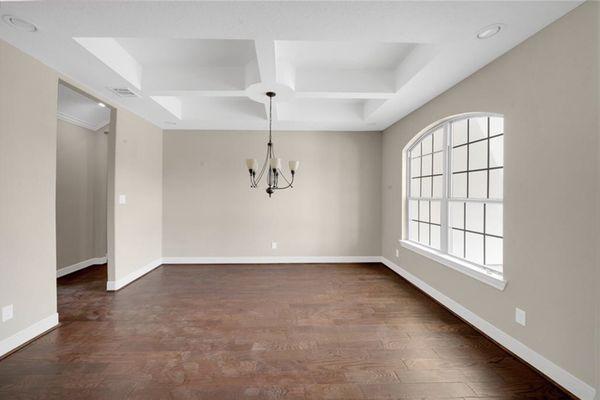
0 263 569 399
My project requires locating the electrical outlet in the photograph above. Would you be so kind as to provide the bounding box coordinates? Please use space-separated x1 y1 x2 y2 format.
395 249 399 258
118 194 127 204
515 307 526 326
271 241 277 250
2 304 13 322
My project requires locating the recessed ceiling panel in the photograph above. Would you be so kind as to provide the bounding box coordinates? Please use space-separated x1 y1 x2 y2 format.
2 1 581 131
276 40 416 70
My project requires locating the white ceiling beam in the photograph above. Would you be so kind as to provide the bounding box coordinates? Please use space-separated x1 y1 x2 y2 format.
295 92 394 100
254 39 279 121
395 44 439 91
147 90 247 97
74 37 142 90
363 99 387 120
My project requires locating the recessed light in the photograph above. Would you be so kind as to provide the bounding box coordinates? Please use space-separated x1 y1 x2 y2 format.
2 15 37 32
477 24 503 40
98 102 106 108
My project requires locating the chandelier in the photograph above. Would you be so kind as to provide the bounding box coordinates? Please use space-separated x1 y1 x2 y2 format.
245 91 299 197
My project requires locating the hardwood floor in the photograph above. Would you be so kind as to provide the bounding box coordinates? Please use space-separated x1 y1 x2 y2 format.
0 263 569 399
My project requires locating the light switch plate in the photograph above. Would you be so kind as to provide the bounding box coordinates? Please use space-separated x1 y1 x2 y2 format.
2 304 13 322
395 249 399 258
118 194 127 204
515 307 526 326
271 242 277 250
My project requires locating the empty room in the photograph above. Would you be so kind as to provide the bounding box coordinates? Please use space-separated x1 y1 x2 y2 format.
0 1 598 399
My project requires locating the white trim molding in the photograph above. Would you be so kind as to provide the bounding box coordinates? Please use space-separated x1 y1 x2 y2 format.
57 256 107 278
106 258 163 291
380 257 596 400
161 256 381 264
57 111 109 132
399 240 506 290
106 256 379 291
0 313 59 358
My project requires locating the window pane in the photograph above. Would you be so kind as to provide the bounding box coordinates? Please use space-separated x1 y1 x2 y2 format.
468 170 487 198
421 177 432 198
430 201 441 224
469 140 487 170
409 199 419 222
411 142 421 158
419 222 429 245
485 236 503 268
489 136 503 168
409 221 418 241
419 200 429 222
410 178 421 198
421 135 433 155
489 169 503 199
452 173 467 198
450 229 464 258
422 154 432 176
469 117 487 141
411 157 421 177
466 202 484 233
449 201 464 229
432 176 443 198
485 203 503 237
430 225 441 250
452 119 467 145
433 129 444 152
490 116 504 136
465 232 484 265
452 145 467 172
433 152 443 175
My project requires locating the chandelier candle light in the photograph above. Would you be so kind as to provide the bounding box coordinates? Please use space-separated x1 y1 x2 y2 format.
245 91 299 197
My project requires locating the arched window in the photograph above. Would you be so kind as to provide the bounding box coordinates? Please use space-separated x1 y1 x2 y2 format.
404 113 504 280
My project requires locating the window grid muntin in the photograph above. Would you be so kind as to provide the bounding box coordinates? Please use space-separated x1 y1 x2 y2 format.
407 130 443 250
407 114 503 274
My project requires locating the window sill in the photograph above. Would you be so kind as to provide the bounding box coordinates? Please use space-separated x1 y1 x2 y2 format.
398 240 507 291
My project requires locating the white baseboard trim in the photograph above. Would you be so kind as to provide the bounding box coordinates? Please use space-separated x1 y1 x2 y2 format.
57 256 107 278
380 257 596 400
161 256 381 264
106 258 162 291
0 313 59 358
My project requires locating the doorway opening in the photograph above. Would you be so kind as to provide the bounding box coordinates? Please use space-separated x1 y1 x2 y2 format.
55 81 114 304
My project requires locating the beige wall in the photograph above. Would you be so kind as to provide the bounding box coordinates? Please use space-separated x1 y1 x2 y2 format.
0 40 58 341
163 131 381 258
56 120 107 270
382 2 598 387
112 109 163 281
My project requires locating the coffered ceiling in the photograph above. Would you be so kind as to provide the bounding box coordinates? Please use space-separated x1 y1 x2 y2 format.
0 1 582 131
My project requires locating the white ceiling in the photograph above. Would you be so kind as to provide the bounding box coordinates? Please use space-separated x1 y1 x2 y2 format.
57 83 111 131
0 1 582 131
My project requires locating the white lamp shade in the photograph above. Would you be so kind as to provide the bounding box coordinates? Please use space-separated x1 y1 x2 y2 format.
270 158 282 169
245 158 258 171
289 160 300 172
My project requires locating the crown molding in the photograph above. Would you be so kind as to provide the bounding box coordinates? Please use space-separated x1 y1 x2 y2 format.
57 111 109 132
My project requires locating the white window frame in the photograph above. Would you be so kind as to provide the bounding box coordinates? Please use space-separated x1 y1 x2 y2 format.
401 113 506 290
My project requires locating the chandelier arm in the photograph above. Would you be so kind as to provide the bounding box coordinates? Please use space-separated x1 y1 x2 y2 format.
276 168 292 185
273 174 294 190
